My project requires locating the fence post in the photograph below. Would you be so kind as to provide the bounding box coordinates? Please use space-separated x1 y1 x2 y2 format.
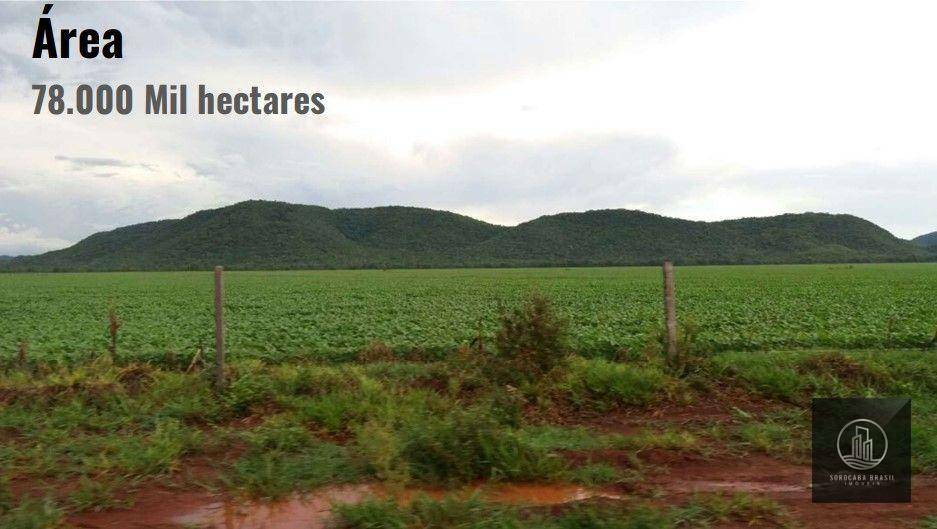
17 341 27 369
214 266 226 390
662 261 677 362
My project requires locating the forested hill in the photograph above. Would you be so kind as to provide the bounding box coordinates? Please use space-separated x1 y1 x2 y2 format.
914 231 937 250
3 200 932 271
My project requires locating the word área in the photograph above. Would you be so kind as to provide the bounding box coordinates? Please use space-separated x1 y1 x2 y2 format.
33 4 122 59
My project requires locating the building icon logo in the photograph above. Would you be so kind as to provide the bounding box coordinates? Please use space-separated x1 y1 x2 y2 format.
836 418 888 471
813 398 910 502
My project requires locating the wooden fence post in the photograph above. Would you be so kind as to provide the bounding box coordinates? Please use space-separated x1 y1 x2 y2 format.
17 341 27 369
107 303 121 362
662 261 677 362
214 266 226 390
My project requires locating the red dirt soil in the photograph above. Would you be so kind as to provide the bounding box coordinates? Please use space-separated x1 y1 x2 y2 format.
67 452 937 529
647 453 937 528
69 483 625 529
66 395 936 529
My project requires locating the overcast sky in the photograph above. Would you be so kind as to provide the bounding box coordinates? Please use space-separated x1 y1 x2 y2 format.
1 2 936 255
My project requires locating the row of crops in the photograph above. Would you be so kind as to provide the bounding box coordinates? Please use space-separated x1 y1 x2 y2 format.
1 264 935 363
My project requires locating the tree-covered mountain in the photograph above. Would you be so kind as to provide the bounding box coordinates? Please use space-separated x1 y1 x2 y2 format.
913 231 937 250
2 200 932 271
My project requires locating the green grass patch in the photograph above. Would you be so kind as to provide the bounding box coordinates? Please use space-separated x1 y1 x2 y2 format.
561 358 667 410
334 493 793 529
0 496 64 529
628 428 701 452
564 463 624 486
711 349 937 471
516 426 629 451
228 441 363 498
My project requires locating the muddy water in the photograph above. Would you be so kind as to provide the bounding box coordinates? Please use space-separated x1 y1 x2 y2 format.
667 480 806 494
171 483 623 529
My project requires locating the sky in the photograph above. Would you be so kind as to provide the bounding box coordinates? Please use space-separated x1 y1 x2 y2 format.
1 1 936 255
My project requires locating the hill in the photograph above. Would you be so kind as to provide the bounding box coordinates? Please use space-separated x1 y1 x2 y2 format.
468 210 931 266
2 201 932 271
913 231 937 249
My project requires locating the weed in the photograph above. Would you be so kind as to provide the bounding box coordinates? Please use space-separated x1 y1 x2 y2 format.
798 351 891 390
517 426 628 451
355 420 410 484
912 422 937 473
242 415 313 453
296 392 369 432
736 421 799 457
222 362 278 416
553 504 672 529
147 371 221 423
68 475 126 512
408 495 506 528
0 496 63 529
710 353 804 402
489 294 570 385
335 498 408 529
628 428 700 452
228 441 363 498
116 363 156 393
335 495 520 529
562 358 666 410
397 406 563 484
109 418 203 476
0 475 11 512
357 341 397 363
674 492 793 527
565 463 622 485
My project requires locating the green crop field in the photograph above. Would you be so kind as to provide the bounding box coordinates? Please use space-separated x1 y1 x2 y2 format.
1 263 935 364
3 263 937 528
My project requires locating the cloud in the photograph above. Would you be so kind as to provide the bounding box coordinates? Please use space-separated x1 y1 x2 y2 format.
164 2 736 89
0 215 71 255
0 50 51 88
0 1 935 256
53 155 156 172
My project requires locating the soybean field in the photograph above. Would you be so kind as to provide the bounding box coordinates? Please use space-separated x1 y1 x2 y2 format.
1 263 935 363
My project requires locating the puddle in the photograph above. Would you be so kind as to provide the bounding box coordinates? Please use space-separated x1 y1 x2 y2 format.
171 484 372 529
471 483 624 505
171 483 623 529
667 480 806 494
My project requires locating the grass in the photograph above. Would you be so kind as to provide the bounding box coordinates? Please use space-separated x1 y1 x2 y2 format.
673 492 795 528
628 428 703 452
561 358 667 410
0 292 935 526
516 426 629 451
380 402 562 483
0 496 64 529
334 492 794 529
227 442 362 498
712 349 937 471
733 413 807 461
2 348 935 504
564 463 624 486
67 476 128 512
